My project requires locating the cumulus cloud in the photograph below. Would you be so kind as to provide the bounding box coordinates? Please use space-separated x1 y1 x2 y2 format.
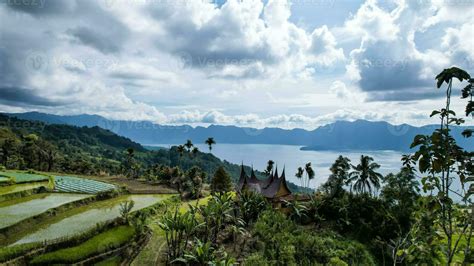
162 108 433 129
145 0 344 79
0 0 471 129
343 0 471 101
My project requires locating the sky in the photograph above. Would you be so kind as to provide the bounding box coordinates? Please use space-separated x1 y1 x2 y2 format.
0 0 473 129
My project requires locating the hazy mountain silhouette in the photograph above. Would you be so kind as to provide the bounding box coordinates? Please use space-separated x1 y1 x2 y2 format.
6 112 473 152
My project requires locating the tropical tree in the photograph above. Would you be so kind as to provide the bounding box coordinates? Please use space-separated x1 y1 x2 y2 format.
205 137 216 153
348 155 382 195
193 193 234 244
123 147 140 179
192 147 199 158
264 160 274 176
237 190 268 225
158 207 201 261
305 162 315 188
186 166 205 199
211 166 233 193
409 67 473 264
119 200 135 224
295 167 304 187
184 139 194 152
177 145 185 157
320 156 351 198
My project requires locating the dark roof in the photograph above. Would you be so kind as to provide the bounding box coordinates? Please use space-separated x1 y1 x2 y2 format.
237 165 291 199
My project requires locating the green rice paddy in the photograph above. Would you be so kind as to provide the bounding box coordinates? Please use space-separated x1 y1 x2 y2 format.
29 226 135 264
0 171 50 183
12 194 171 245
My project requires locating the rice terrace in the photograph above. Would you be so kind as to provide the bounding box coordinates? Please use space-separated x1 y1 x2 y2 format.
0 170 175 264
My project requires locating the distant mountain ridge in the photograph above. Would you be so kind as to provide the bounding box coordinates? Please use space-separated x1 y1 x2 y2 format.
5 112 473 152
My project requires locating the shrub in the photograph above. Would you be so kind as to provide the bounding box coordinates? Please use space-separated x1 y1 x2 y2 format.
249 210 376 265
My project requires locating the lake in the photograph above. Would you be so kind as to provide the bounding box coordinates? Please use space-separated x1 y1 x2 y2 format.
152 144 405 189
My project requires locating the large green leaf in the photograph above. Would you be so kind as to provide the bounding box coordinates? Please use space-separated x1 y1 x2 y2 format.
435 67 471 88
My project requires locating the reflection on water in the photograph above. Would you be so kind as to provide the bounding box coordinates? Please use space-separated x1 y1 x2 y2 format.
12 194 171 246
0 193 89 229
0 182 48 196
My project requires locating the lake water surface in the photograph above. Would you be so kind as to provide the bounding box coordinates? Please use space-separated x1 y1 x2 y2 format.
152 144 405 188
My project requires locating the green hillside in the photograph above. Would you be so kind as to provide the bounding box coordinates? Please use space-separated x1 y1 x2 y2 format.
0 114 305 192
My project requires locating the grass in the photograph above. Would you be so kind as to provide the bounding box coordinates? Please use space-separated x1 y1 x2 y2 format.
95 256 122 266
0 242 42 263
438 232 474 264
29 226 135 264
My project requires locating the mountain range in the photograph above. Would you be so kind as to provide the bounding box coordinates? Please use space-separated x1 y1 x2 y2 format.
5 112 473 152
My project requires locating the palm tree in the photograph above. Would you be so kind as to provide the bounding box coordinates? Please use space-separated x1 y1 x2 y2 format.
184 139 194 152
295 167 304 187
264 160 275 176
348 155 383 195
192 147 199 157
177 145 185 167
304 162 315 188
205 137 216 153
177 145 185 157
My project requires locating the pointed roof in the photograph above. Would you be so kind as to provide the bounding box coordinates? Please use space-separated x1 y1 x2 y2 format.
261 173 291 198
237 163 249 191
237 162 292 199
249 167 259 183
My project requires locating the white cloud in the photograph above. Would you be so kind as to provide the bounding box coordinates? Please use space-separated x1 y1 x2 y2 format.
0 0 472 129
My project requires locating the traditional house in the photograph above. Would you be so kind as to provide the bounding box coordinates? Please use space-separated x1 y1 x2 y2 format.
236 165 292 200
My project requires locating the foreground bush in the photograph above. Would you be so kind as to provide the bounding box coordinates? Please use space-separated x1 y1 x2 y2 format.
30 226 135 264
248 210 375 265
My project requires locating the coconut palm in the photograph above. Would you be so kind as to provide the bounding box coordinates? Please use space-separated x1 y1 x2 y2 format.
305 162 315 188
264 160 275 176
295 167 304 187
184 139 194 152
192 147 199 157
205 137 216 153
177 145 185 158
348 155 383 195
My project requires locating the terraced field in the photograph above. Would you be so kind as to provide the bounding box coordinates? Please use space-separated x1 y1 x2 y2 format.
0 182 47 197
0 171 50 183
0 193 90 229
0 172 175 263
11 194 171 245
54 176 116 194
